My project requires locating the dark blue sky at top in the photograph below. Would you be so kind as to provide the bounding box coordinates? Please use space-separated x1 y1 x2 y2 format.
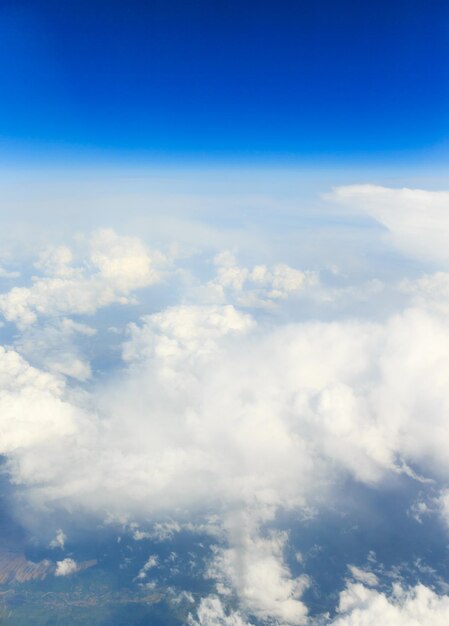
1 0 448 161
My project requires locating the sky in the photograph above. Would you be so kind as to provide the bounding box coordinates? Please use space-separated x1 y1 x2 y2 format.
0 0 448 162
2 2 449 626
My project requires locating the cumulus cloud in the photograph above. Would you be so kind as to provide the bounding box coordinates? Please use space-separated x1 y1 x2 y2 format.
189 596 251 626
6 303 449 522
0 229 165 327
202 251 317 309
327 185 449 265
2 191 449 623
330 582 449 626
55 558 79 577
4 299 449 621
0 346 78 455
207 520 309 625
122 304 254 364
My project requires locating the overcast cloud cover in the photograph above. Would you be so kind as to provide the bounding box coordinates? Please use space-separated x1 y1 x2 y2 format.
1 179 449 624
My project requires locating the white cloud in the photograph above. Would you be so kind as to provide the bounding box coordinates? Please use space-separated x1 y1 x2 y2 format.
122 304 254 365
0 229 165 327
327 185 449 265
330 582 449 626
15 318 96 381
202 252 317 309
55 558 78 577
2 204 449 623
347 565 379 587
0 346 78 454
89 228 165 292
50 529 67 550
7 303 449 521
207 520 309 625
401 272 449 315
135 555 159 580
189 596 252 626
192 583 449 626
7 303 449 621
132 528 152 541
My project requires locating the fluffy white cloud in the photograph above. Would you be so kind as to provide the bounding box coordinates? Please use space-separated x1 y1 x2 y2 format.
7 303 449 518
202 252 317 309
347 565 379 587
192 584 449 626
123 304 254 365
189 596 251 626
3 205 449 623
55 558 78 577
0 229 165 327
207 521 309 625
0 346 77 454
330 582 449 626
327 185 449 265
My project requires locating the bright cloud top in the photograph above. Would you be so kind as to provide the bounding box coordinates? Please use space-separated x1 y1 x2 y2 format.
0 229 165 327
327 184 449 265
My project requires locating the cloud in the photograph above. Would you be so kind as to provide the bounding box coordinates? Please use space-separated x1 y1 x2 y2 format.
135 555 159 581
0 229 165 327
437 490 449 528
330 582 449 625
50 528 67 550
6 303 449 519
0 267 20 279
200 252 317 309
55 558 78 577
189 596 251 626
122 304 254 365
207 520 309 625
400 272 449 315
14 317 96 381
0 346 78 455
327 185 449 265
347 565 379 587
131 520 181 542
2 203 449 623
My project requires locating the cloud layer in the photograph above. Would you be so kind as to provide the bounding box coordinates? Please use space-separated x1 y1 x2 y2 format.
2 184 449 624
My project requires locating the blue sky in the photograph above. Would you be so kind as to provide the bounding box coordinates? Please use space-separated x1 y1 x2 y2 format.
1 0 448 162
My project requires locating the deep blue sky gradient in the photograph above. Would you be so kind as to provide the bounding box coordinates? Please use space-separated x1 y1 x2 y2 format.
1 0 448 161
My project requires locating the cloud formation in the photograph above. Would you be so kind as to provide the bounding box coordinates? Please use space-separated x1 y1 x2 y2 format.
331 582 449 626
207 523 309 624
327 185 449 265
55 558 79 577
0 346 77 455
0 229 165 327
202 251 317 309
2 185 449 623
